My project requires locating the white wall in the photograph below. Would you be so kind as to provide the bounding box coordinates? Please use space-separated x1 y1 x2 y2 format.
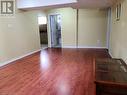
0 7 108 66
78 9 107 48
109 0 127 63
0 10 41 65
47 8 77 48
47 8 107 48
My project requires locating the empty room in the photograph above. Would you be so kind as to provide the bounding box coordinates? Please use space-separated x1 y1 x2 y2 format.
0 0 127 95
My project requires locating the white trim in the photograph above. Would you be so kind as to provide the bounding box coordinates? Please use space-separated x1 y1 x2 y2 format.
106 8 112 49
62 45 107 49
47 14 51 47
62 46 77 48
125 58 127 64
48 13 61 16
109 51 113 58
78 46 107 49
0 49 41 67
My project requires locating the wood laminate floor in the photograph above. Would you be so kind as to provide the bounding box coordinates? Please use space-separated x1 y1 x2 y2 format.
0 48 110 95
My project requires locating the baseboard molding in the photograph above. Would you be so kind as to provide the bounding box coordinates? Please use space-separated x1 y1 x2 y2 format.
77 46 107 49
62 46 107 49
108 51 113 58
125 58 127 64
0 49 41 67
62 46 77 48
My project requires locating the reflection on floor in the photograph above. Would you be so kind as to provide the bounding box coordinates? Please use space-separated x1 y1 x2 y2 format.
41 44 48 49
0 48 110 95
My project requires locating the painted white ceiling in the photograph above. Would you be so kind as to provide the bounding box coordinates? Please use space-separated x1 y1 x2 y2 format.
17 0 117 10
72 0 117 8
17 0 77 9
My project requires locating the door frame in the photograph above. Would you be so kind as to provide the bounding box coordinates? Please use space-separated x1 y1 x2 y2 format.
106 8 112 50
48 13 62 48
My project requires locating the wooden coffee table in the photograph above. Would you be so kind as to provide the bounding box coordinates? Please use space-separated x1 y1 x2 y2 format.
94 58 127 95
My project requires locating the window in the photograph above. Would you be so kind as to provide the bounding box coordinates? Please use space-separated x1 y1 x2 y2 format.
38 16 47 25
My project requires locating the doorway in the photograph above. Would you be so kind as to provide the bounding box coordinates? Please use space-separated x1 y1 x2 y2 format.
38 16 48 49
50 14 62 48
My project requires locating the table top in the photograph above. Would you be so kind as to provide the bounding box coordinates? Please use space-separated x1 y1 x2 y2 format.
95 58 127 85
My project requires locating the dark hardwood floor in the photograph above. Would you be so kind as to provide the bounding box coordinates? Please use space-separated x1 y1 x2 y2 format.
0 48 110 95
